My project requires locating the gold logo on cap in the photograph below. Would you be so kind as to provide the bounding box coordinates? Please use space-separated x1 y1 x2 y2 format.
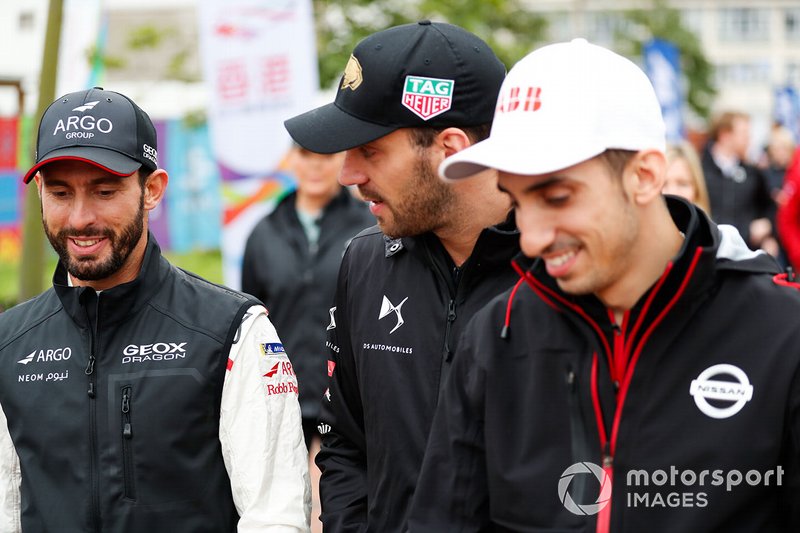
341 55 363 91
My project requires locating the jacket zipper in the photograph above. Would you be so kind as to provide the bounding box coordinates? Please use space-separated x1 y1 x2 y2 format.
520 250 703 533
565 367 593 502
442 299 457 362
121 386 136 500
83 295 101 533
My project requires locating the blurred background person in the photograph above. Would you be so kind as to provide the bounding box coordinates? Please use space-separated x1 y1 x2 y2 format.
663 140 711 214
760 124 796 204
759 124 796 268
777 144 800 272
701 110 778 256
241 144 373 533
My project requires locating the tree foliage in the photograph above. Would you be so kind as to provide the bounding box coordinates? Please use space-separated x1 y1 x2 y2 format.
312 0 549 88
616 0 716 119
311 0 714 120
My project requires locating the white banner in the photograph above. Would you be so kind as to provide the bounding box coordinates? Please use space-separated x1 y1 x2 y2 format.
198 0 319 289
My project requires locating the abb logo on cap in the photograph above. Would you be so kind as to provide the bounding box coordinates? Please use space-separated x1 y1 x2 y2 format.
496 86 542 114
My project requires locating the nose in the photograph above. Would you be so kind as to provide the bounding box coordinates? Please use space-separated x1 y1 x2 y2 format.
67 193 98 231
339 150 368 186
516 208 556 258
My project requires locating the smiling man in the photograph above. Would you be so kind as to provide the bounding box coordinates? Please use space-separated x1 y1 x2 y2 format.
409 39 800 532
0 88 311 532
284 21 520 532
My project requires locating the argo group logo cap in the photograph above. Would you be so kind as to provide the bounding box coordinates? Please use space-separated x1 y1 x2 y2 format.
284 21 506 154
440 38 666 180
23 87 158 183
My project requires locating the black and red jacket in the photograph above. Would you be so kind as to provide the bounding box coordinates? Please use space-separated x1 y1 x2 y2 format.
409 197 800 532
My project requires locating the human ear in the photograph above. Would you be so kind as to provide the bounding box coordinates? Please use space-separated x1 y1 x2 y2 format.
626 150 667 205
142 169 169 210
438 127 472 158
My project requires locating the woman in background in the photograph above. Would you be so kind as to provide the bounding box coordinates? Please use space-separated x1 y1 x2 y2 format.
663 140 712 214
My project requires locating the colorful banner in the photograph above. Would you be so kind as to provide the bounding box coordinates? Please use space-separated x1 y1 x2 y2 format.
0 171 22 266
643 38 685 143
0 118 18 170
163 119 222 252
198 0 318 289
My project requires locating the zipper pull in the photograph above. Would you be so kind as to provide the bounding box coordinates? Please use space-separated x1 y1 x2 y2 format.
84 353 95 375
566 369 576 392
443 300 457 362
122 388 132 438
87 382 95 398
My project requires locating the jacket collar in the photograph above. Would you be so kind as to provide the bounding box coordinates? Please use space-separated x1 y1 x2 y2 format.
386 210 519 270
54 231 170 328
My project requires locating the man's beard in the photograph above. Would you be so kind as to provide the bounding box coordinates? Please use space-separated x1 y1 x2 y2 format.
44 195 145 282
377 153 456 238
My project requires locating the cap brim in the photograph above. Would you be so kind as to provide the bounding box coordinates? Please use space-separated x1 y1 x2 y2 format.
284 102 397 154
440 136 606 180
23 147 142 183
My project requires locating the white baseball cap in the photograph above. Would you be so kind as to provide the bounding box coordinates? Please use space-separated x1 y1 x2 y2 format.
440 38 666 180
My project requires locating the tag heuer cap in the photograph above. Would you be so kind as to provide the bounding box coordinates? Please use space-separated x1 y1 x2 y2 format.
23 87 158 183
284 21 506 154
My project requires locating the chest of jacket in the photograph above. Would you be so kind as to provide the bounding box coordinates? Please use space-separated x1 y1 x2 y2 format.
480 276 796 531
0 272 251 532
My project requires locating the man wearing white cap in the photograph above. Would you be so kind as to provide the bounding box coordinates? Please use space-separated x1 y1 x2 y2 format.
409 39 800 532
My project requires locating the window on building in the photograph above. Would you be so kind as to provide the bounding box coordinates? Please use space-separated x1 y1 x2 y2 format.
682 9 704 36
715 62 772 85
18 11 34 31
787 9 800 41
583 11 629 47
719 8 769 42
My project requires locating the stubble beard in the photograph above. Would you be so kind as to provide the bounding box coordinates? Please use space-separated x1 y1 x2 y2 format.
378 153 456 239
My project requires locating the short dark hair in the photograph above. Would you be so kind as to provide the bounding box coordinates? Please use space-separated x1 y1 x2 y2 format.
598 149 638 178
408 123 492 149
137 168 150 188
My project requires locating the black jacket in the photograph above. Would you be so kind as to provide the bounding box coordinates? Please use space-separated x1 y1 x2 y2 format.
0 234 257 532
702 144 774 244
241 188 373 420
318 219 520 533
409 198 800 532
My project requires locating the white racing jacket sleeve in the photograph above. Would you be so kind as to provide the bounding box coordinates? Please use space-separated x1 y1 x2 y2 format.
0 403 21 533
220 305 311 532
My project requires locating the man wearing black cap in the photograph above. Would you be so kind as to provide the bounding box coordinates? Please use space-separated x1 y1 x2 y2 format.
284 21 519 532
0 88 311 531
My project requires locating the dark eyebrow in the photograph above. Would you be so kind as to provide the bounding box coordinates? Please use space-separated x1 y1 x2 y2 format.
498 176 566 195
523 176 565 193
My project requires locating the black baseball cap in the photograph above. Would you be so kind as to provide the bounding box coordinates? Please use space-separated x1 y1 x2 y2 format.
23 87 158 183
284 21 506 154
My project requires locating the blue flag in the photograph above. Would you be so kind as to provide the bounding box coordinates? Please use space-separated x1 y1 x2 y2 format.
643 39 685 143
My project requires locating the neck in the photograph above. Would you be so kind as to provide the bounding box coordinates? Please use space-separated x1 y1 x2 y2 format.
434 172 511 266
296 188 338 215
599 204 684 319
711 142 739 164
